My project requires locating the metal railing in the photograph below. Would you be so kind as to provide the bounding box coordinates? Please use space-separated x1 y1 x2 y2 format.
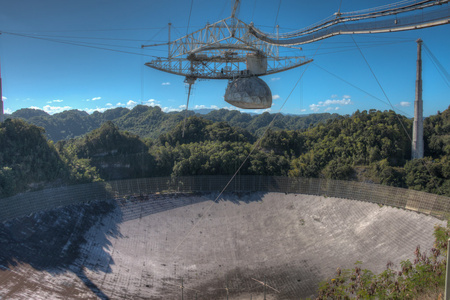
1 176 449 221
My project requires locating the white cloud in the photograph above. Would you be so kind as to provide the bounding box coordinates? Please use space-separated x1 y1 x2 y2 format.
271 77 281 81
193 104 220 110
400 101 411 107
39 105 72 114
2 96 7 100
300 109 307 112
221 106 242 111
116 102 123 106
325 107 341 112
272 94 280 100
83 107 109 114
47 99 64 104
29 106 41 110
161 82 171 86
309 96 353 112
331 94 338 98
126 100 138 108
157 104 241 113
322 99 352 106
162 107 183 113
309 104 320 112
106 103 113 106
92 97 102 101
4 108 12 114
143 99 161 107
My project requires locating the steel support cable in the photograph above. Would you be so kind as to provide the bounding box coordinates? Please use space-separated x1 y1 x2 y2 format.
9 27 167 33
218 0 229 20
277 39 415 58
250 1 450 44
338 0 344 14
182 83 193 138
186 0 195 36
342 0 432 16
142 25 166 44
312 62 411 118
423 43 450 87
300 39 414 56
22 38 166 52
287 0 445 37
264 33 414 42
170 41 323 257
179 0 196 138
0 31 161 58
349 34 412 141
351 34 447 196
423 50 450 88
420 43 450 195
141 47 145 108
273 0 282 31
251 0 257 21
9 33 155 42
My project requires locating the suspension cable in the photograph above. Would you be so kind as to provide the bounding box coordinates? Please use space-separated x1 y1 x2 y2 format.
1 31 160 58
351 35 448 195
186 0 194 36
349 34 412 141
338 0 344 14
251 0 257 21
273 0 282 31
312 62 411 118
170 40 323 256
423 43 450 88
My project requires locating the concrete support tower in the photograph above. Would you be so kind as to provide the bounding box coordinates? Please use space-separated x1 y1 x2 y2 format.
0 79 3 123
412 39 423 159
0 57 3 123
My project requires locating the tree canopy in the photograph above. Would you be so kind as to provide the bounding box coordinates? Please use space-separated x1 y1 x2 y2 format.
2 105 450 197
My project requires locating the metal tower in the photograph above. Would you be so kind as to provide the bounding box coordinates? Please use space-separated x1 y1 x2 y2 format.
142 0 450 111
141 1 312 110
141 17 311 80
412 39 424 159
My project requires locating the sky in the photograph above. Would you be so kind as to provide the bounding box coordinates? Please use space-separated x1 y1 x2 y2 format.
0 0 449 118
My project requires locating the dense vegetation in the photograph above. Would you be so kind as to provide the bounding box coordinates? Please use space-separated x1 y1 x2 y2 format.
9 106 338 141
0 119 78 196
1 106 449 198
315 222 450 299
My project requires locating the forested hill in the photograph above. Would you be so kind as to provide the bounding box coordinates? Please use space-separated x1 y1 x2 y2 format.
85 107 450 195
8 106 338 142
1 106 449 198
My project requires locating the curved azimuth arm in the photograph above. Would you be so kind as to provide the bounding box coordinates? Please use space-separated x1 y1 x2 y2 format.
143 17 279 60
249 0 450 46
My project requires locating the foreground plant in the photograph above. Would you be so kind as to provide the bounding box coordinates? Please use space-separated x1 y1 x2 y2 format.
316 222 450 299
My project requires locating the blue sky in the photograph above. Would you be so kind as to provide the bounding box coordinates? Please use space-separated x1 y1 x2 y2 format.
0 0 449 118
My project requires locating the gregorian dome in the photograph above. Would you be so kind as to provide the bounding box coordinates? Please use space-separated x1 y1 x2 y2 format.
224 76 272 109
